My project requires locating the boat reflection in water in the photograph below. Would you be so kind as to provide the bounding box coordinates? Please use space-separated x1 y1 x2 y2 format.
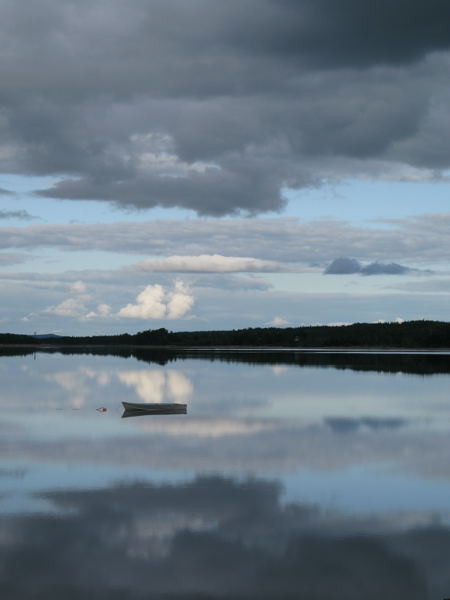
121 401 187 418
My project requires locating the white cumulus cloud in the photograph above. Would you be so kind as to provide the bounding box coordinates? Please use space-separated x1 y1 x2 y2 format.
43 296 88 318
167 281 195 319
86 303 112 319
270 316 290 326
118 284 166 319
118 282 194 320
70 280 87 294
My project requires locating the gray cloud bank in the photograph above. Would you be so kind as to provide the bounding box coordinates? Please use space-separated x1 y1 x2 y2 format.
324 257 417 276
0 215 448 266
0 0 450 215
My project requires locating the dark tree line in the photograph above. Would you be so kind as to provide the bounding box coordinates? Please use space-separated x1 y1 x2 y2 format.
2 320 450 349
131 320 450 348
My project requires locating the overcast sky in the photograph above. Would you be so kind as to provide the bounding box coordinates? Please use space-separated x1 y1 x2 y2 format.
1 0 450 334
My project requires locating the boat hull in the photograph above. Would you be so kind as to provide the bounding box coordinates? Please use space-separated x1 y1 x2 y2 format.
121 401 187 414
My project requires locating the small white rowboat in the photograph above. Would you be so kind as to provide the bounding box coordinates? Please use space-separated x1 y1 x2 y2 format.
121 401 187 414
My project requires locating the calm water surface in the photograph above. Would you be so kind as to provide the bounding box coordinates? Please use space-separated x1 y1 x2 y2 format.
1 349 450 598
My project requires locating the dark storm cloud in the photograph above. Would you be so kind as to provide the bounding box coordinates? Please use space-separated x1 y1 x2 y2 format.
36 160 290 216
324 257 414 275
0 0 449 214
3 475 450 598
220 0 450 69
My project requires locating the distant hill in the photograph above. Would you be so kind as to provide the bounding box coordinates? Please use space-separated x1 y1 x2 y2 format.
33 334 62 339
2 320 450 349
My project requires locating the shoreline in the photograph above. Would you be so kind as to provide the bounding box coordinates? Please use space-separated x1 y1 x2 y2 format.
2 343 450 354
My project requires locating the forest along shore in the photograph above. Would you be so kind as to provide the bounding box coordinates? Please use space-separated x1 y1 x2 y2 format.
2 320 450 349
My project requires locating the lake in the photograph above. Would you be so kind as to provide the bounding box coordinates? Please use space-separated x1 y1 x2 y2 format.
1 348 450 599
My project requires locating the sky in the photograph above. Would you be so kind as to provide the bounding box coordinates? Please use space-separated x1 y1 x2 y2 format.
1 0 450 335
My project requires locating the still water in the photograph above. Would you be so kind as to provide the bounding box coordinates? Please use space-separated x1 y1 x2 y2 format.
1 348 450 598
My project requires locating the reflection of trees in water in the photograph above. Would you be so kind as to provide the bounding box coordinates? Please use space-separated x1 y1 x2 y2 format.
0 347 35 358
1 475 445 599
154 349 450 376
13 346 450 376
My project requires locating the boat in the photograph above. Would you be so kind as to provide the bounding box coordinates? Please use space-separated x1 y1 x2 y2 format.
121 401 187 414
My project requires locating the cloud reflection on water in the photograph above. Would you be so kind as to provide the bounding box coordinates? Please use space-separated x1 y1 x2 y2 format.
1 475 447 599
2 352 450 538
2 352 450 597
3 353 450 486
44 365 194 407
118 369 193 404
